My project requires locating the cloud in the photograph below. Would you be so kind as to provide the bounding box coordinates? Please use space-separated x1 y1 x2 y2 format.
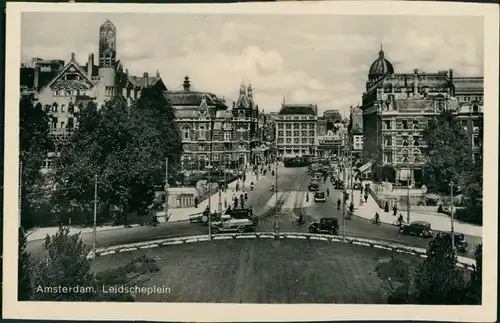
20 13 484 117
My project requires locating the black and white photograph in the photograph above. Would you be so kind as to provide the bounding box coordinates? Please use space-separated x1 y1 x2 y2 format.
3 1 498 322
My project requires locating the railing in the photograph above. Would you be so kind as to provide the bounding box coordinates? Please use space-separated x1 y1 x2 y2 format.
89 232 476 270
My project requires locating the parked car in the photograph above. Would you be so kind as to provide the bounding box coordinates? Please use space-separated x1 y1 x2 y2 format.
399 221 433 238
437 231 468 253
200 212 231 225
309 217 339 235
314 192 326 203
308 182 320 191
211 217 257 233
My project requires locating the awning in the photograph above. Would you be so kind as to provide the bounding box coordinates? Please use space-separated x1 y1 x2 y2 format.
358 162 374 174
397 169 411 181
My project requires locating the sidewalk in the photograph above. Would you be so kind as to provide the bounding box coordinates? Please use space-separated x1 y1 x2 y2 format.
156 169 265 222
26 170 263 242
346 189 482 237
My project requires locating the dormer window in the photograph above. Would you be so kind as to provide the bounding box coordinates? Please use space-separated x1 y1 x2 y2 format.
402 136 408 146
412 120 419 129
413 136 420 146
238 110 245 118
402 120 408 129
472 104 479 113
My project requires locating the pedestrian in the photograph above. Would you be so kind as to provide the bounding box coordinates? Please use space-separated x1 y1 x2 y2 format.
194 196 199 208
364 194 368 203
236 183 240 192
234 197 239 208
393 205 398 216
250 181 254 191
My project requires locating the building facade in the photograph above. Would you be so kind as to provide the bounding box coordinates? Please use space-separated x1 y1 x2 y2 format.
167 78 261 170
317 110 344 158
275 104 318 158
361 47 483 185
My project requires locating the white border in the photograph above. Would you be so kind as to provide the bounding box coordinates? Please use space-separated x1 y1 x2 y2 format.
3 2 498 322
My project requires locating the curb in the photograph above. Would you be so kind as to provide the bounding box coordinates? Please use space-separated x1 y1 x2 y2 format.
27 224 142 242
87 232 476 270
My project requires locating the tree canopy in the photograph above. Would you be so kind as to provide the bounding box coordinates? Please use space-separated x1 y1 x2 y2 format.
53 89 182 225
423 111 474 193
19 97 53 229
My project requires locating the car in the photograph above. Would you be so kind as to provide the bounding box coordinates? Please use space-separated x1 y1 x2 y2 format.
309 217 339 235
200 212 231 225
308 182 320 191
314 192 326 203
211 217 257 233
437 232 468 253
189 213 203 223
399 221 433 238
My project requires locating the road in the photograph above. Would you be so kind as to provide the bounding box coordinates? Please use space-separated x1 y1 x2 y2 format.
26 166 481 259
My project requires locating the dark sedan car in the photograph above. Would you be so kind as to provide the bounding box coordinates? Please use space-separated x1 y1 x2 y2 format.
309 217 339 235
399 221 433 238
438 232 468 253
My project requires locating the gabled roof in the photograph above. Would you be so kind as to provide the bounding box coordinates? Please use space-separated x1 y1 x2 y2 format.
278 104 317 116
45 53 93 90
164 90 227 108
128 75 161 88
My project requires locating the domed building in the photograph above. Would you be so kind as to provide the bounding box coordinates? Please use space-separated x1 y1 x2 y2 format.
359 46 460 189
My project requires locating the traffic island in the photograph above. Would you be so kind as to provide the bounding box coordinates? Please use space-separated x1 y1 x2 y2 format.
90 238 424 303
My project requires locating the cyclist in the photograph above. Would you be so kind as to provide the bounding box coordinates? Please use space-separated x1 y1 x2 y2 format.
397 214 404 226
373 212 380 224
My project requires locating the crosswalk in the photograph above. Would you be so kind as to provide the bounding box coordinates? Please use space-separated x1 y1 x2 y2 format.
265 191 315 210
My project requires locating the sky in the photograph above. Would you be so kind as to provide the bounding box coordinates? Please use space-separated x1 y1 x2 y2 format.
21 12 484 117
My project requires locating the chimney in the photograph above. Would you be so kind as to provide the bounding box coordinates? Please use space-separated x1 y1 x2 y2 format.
183 75 191 91
87 53 94 79
143 72 149 88
34 65 40 91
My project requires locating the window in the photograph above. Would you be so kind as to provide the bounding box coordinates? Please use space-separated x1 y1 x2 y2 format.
301 123 307 129
383 152 391 163
309 130 315 136
278 131 284 137
223 132 231 141
385 120 391 130
301 131 307 136
278 138 284 144
462 120 468 128
293 131 299 137
413 150 421 163
309 138 315 144
198 126 206 140
413 136 420 146
182 128 190 140
61 105 65 113
401 150 409 163
199 144 206 151
309 124 315 129
278 123 284 129
60 121 65 129
472 105 479 113
472 135 480 147
293 123 299 129
294 116 299 120
68 104 74 114
212 154 220 161
301 138 307 144
67 118 74 129
286 131 292 137
294 138 299 144
286 138 291 143
402 136 408 146
402 120 408 129
286 124 292 129
52 103 58 113
384 136 392 146
412 120 419 129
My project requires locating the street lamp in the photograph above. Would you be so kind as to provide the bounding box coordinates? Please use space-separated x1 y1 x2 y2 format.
274 159 279 236
207 111 216 240
406 158 411 224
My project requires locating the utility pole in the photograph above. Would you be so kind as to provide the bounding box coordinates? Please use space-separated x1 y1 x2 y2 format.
165 158 168 222
92 174 98 259
450 181 455 251
18 161 23 229
406 159 411 224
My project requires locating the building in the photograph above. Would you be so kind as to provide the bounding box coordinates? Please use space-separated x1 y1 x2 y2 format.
453 77 484 160
166 78 261 170
275 103 318 158
348 106 364 159
317 110 344 158
360 47 483 185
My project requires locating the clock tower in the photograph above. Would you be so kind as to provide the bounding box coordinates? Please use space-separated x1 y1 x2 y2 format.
98 20 116 68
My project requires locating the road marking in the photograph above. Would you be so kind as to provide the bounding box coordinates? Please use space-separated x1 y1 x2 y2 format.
282 191 298 210
265 192 285 207
301 191 314 208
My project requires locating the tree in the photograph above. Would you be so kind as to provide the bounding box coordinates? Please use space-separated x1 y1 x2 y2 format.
19 97 53 229
467 243 482 304
18 228 33 300
54 88 183 226
423 111 473 194
31 227 96 301
415 234 468 304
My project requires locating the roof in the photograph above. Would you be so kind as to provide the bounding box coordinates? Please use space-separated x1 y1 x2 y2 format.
51 79 93 91
453 77 484 94
358 161 373 174
82 64 99 78
393 99 436 112
278 104 317 116
164 90 227 107
369 49 394 76
128 75 161 88
20 67 35 88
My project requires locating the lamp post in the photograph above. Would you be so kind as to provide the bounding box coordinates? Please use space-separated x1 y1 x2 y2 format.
450 181 455 251
342 138 347 242
18 161 23 230
274 159 279 235
207 112 216 240
406 159 411 224
92 174 98 259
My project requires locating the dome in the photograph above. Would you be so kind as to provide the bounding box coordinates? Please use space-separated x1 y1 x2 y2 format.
369 48 394 77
